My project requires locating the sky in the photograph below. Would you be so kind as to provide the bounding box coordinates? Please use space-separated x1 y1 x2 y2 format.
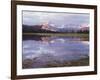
22 11 90 28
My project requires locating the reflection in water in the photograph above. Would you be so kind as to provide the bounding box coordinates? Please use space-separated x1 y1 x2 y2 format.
22 35 89 69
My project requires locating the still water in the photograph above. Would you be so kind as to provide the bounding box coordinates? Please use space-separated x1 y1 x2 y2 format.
22 36 89 68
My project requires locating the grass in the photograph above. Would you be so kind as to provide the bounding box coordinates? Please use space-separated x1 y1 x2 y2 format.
22 57 89 69
45 57 89 67
23 33 89 37
22 59 33 69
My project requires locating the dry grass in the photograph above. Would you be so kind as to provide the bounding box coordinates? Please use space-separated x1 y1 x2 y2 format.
22 57 89 69
23 33 89 37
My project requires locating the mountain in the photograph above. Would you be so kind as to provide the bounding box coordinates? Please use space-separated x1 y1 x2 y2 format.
23 23 89 33
80 27 89 31
22 25 57 33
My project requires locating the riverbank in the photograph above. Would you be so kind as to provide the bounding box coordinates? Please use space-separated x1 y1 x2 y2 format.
22 57 89 69
23 33 89 38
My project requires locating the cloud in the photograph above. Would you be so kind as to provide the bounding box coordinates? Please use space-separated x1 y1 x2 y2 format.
22 11 90 28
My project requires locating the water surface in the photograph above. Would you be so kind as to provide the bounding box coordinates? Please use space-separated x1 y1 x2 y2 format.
22 35 89 68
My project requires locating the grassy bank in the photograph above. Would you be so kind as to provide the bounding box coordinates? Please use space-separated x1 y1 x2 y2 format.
45 57 89 67
22 57 89 69
23 33 89 37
